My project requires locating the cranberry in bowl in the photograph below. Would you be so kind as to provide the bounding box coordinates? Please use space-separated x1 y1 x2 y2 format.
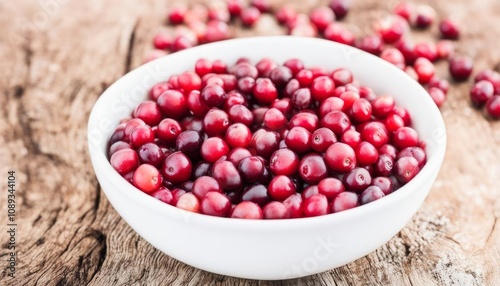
88 37 446 280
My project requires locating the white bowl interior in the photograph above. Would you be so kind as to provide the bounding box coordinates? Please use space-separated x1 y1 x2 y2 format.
88 36 446 280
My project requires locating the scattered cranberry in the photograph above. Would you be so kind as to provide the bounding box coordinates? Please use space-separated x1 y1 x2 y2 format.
356 35 384 56
449 56 473 82
329 0 349 20
240 7 261 27
486 96 500 119
323 23 355 46
309 7 335 32
393 2 414 21
414 57 435 84
413 5 435 29
380 48 405 69
428 87 446 108
168 6 187 25
470 80 494 108
374 16 407 44
439 19 460 40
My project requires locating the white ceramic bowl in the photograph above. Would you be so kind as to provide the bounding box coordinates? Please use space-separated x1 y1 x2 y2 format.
88 36 446 280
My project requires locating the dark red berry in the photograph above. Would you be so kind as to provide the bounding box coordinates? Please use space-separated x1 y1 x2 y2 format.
212 160 242 191
238 156 265 183
332 191 359 213
299 153 328 184
201 137 230 163
268 175 296 201
343 167 372 192
394 156 420 183
157 90 187 119
470 80 494 108
269 148 300 176
449 56 473 82
162 152 192 184
303 194 329 217
360 186 385 205
439 19 460 40
325 142 356 173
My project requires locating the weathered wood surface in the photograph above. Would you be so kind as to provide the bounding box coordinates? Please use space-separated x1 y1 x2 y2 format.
1 0 499 285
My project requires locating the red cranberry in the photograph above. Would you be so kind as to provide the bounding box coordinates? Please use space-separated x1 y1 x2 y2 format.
360 186 385 205
175 130 202 157
296 69 314 87
212 160 242 191
238 156 265 183
291 88 312 110
325 142 356 173
475 69 500 87
394 156 420 183
439 19 460 40
263 201 289 219
193 162 212 179
271 98 293 116
276 6 298 25
356 35 384 56
134 101 163 126
393 2 414 21
428 77 450 95
133 164 162 193
384 113 405 133
436 40 455 60
109 141 131 157
176 193 200 213
269 148 300 176
157 118 182 146
350 98 372 123
372 177 394 195
428 87 446 108
255 58 278 77
380 48 405 69
414 57 435 84
487 96 500 118
397 146 426 168
201 137 230 163
231 201 263 219
241 184 271 207
227 147 252 166
203 109 230 137
227 0 244 16
282 193 302 218
329 0 349 20
253 78 278 105
339 91 360 112
111 149 139 175
151 186 174 205
359 86 377 102
340 129 361 149
449 56 473 81
224 123 251 148
311 128 337 153
263 108 287 131
331 68 353 87
470 80 494 108
355 141 379 166
149 82 170 101
228 104 253 126
361 122 389 148
201 83 227 108
321 110 351 136
289 19 318 37
395 40 417 66
157 89 187 119
240 7 261 27
303 194 329 217
299 153 328 184
287 112 318 134
394 127 419 149
283 78 301 98
200 192 231 217
192 176 222 199
181 117 204 133
137 143 165 167
378 144 398 160
319 97 344 118
343 167 371 192
153 33 172 50
414 42 437 62
129 125 154 148
187 90 210 118
195 58 213 76
169 6 187 25
171 36 193 52
162 152 192 184
413 5 435 29
178 71 202 92
374 154 394 177
269 66 293 88
318 178 344 200
283 59 304 76
268 175 296 201
391 107 412 126
309 7 335 32
332 191 359 213
323 23 355 46
211 60 227 74
374 16 407 44
224 91 246 109
285 127 312 154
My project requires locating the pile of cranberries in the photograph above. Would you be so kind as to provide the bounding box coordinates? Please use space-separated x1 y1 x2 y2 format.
108 58 427 219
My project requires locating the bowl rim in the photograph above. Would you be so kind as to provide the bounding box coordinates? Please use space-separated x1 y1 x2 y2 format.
88 36 447 230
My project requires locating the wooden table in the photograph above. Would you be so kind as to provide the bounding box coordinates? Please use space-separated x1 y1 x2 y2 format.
1 0 499 285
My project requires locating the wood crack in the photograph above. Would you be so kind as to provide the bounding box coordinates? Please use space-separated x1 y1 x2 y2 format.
486 217 498 245
124 19 138 74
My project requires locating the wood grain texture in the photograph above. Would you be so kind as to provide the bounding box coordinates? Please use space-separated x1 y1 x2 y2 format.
0 0 499 285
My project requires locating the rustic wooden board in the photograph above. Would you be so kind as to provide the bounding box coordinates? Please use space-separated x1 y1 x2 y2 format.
1 0 499 285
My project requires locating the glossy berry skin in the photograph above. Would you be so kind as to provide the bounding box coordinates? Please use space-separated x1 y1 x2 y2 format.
203 109 230 137
238 156 265 183
201 84 227 107
329 0 349 20
299 153 328 184
263 201 289 219
360 122 389 148
449 56 473 82
310 76 335 101
397 147 426 168
414 42 437 62
151 187 174 205
253 78 278 105
192 176 222 199
129 125 155 148
372 176 394 195
439 19 460 40
321 111 351 136
268 175 296 201
162 152 192 184
393 127 419 149
343 167 372 192
470 80 494 108
325 142 356 173
241 184 271 207
200 192 231 217
176 193 200 213
285 127 312 154
309 7 335 32
356 35 384 56
111 149 139 175
311 127 337 153
269 148 299 176
200 137 230 163
414 57 435 84
240 7 261 27
157 90 187 119
394 156 420 183
176 130 202 157
134 101 163 126
318 178 344 200
332 191 359 213
291 88 312 110
487 96 500 119
303 194 329 217
228 104 253 127
374 154 394 177
355 141 379 166
324 23 355 46
428 87 446 108
212 160 242 191
109 141 131 157
231 201 263 219
360 186 385 205
133 164 162 193
413 5 435 29
253 131 280 159
187 90 210 118
263 108 287 131
137 143 165 167
225 123 252 148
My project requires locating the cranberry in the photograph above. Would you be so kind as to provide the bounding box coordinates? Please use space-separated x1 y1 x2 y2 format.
263 108 287 131
318 178 344 200
240 7 261 27
178 71 202 92
319 97 344 118
128 125 154 148
394 156 420 183
361 122 389 148
311 128 337 153
269 148 300 176
149 82 170 101
203 109 230 137
271 98 293 116
340 129 360 149
268 175 296 201
255 58 278 77
109 141 131 157
137 143 165 167
339 91 360 112
241 184 271 207
299 153 328 184
428 87 446 108
263 201 289 219
436 40 455 60
157 118 182 146
397 147 426 169
309 7 335 32
269 66 293 88
289 19 318 38
325 142 356 173
276 6 298 25
157 89 187 119
324 23 355 46
200 192 231 217
282 79 300 98
470 80 494 108
360 186 385 205
395 40 417 66
253 78 278 105
321 110 351 136
252 131 279 159
132 164 162 193
111 149 139 175
374 154 394 177
343 167 371 192
175 130 202 157
176 193 200 213
303 194 329 217
151 187 174 205
193 162 212 179
201 84 227 108
391 107 412 126
161 152 192 184
283 193 303 218
285 127 312 154
378 144 397 160
329 0 349 20
332 191 359 213
384 113 404 133
169 6 187 25
171 36 193 52
414 42 438 62
393 2 414 21
191 176 221 199
226 147 251 166
224 91 246 109
374 16 407 44
359 86 377 102
152 33 172 50
380 48 405 69
201 137 229 163
296 69 314 87
238 156 265 183
350 98 372 123
413 5 435 29
439 19 460 40
283 59 304 76
475 69 500 87
487 96 500 118
291 88 312 110
449 56 473 82
212 160 242 191
231 201 263 219
356 35 384 56
372 177 394 195
394 127 419 149
428 77 450 95
134 101 163 126
406 67 419 82
355 141 379 166
414 57 435 84
227 0 244 16
228 104 253 126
